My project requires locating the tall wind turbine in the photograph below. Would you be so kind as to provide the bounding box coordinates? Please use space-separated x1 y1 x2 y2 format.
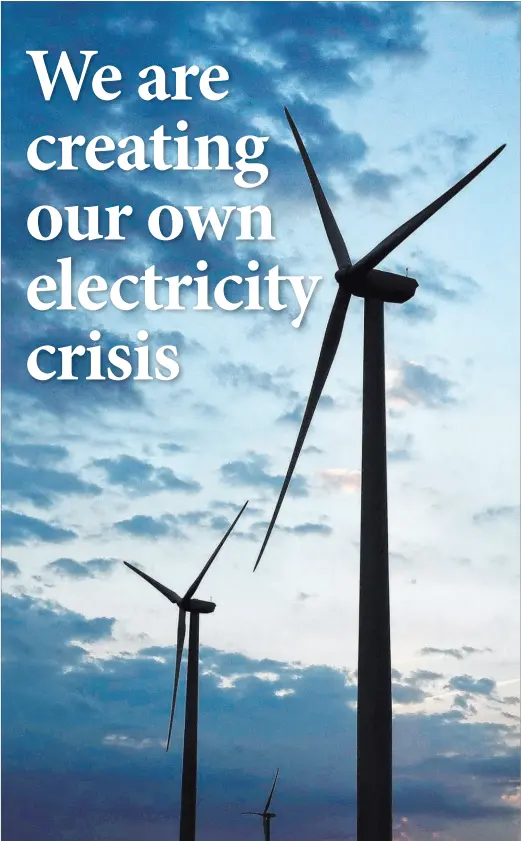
242 768 279 841
124 500 248 841
253 108 505 841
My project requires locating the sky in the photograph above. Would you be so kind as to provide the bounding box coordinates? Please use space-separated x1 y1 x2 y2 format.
1 2 520 840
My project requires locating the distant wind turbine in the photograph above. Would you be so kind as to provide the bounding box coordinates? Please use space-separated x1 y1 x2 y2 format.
242 768 280 841
124 500 248 841
254 107 505 841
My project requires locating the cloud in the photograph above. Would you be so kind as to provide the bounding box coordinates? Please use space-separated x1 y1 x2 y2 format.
2 458 102 510
282 522 332 536
420 645 493 661
178 509 212 526
252 520 332 537
453 693 478 714
114 514 186 541
3 592 518 841
192 401 222 418
399 130 474 158
318 469 361 493
115 507 255 542
458 2 521 22
351 168 402 201
410 250 480 303
2 510 77 546
211 500 263 517
106 15 157 36
158 443 187 454
1 558 21 578
277 394 336 425
150 330 204 356
393 299 436 324
3 592 114 667
93 454 202 496
387 360 457 408
220 452 308 497
215 362 297 401
45 557 118 580
208 514 236 532
473 505 520 525
432 129 476 159
404 669 444 686
446 675 497 697
2 442 68 466
396 128 478 180
392 682 427 704
388 434 415 463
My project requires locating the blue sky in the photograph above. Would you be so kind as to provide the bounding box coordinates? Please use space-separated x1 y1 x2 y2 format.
1 3 519 840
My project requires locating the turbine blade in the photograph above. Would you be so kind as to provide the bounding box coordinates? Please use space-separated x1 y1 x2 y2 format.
285 107 351 268
241 812 264 816
166 608 186 751
254 286 351 571
124 562 181 604
183 501 248 600
264 768 280 813
353 144 506 275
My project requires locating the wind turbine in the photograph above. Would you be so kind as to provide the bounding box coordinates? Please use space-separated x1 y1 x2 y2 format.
242 768 279 841
124 500 248 841
253 108 505 841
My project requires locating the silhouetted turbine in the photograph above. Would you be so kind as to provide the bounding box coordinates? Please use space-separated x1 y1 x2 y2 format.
254 108 505 841
242 768 279 841
124 500 248 841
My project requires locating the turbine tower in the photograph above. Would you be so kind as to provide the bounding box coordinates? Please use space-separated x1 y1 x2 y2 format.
253 108 505 841
242 768 279 841
124 500 248 841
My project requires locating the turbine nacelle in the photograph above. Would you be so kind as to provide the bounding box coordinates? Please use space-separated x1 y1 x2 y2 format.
182 597 216 614
336 266 418 304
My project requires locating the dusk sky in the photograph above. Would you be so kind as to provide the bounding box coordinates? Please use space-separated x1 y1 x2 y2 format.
1 2 520 840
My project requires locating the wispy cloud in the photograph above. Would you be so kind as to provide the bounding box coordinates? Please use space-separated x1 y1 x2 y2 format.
1 558 21 578
387 361 457 409
45 557 119 580
2 510 77 546
2 459 102 509
445 675 497 697
420 645 493 661
473 505 520 525
351 168 403 202
93 455 202 496
318 469 361 493
220 452 309 497
114 513 186 541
